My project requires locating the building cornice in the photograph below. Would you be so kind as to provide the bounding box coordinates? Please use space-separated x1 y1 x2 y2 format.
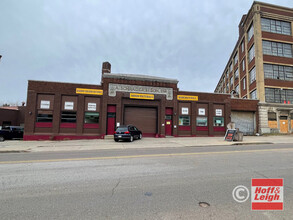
103 73 179 84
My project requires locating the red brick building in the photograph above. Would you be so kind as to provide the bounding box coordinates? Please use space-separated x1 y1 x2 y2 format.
24 62 253 140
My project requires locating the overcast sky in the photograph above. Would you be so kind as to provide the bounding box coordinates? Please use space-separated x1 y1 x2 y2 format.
0 0 292 105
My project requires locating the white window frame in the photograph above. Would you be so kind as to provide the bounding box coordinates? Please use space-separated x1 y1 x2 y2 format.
248 24 254 41
249 67 256 84
234 68 239 80
234 53 238 65
243 77 246 91
250 89 257 100
230 77 233 86
248 45 255 63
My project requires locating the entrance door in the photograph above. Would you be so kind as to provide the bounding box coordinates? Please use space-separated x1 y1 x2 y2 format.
165 108 173 136
165 115 172 136
280 116 288 133
107 105 116 135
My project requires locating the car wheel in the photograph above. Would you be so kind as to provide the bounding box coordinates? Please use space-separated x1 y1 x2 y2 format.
0 136 4 142
139 134 142 139
114 139 119 142
130 136 134 142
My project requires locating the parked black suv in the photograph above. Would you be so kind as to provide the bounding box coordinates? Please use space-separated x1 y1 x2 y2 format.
0 126 24 142
114 125 142 142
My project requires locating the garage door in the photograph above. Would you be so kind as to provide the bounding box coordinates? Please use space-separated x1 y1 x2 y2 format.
124 107 157 136
231 111 255 135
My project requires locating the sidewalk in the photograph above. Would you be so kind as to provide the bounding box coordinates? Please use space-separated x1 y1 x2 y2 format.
0 135 292 153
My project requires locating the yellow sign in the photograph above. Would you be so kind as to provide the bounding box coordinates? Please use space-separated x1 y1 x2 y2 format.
177 95 198 101
166 121 171 125
76 88 103 95
130 93 154 100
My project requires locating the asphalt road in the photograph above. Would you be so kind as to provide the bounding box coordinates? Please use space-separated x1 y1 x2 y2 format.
0 144 293 219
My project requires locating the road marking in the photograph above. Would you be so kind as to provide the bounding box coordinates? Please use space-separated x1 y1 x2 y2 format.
0 148 292 164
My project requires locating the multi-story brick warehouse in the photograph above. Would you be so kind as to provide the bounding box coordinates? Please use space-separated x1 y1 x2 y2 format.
24 62 258 140
214 1 293 134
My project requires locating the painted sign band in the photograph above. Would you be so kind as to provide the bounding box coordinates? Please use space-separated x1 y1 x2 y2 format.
130 93 154 100
177 95 198 101
76 88 103 95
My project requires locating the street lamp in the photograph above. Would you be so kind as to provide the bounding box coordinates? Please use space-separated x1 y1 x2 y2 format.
0 55 2 62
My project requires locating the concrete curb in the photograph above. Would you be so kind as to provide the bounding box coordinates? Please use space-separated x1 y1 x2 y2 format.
0 150 30 153
0 142 277 153
232 142 273 145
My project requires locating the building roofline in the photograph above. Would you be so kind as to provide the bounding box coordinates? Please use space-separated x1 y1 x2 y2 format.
178 90 231 96
241 1 292 27
253 1 293 11
28 80 102 87
0 106 19 111
103 73 179 84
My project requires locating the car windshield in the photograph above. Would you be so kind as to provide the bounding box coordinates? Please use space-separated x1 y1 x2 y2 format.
116 127 128 132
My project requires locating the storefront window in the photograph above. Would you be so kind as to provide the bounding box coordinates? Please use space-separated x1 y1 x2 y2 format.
36 111 53 122
179 116 190 126
61 111 76 123
196 117 207 126
84 112 99 124
213 117 224 127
